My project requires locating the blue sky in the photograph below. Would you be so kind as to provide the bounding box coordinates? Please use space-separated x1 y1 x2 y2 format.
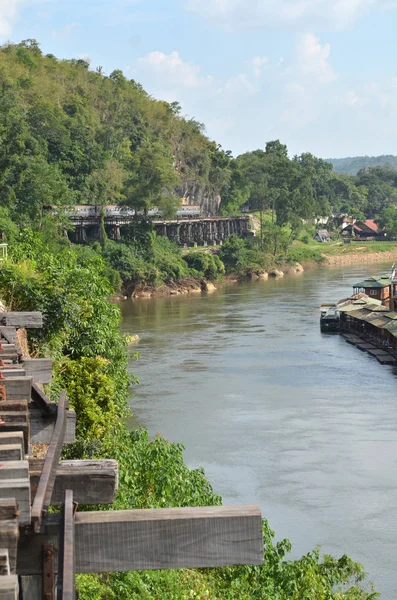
3 0 397 158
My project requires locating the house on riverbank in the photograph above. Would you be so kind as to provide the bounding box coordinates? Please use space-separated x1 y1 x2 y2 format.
352 275 391 304
341 219 383 240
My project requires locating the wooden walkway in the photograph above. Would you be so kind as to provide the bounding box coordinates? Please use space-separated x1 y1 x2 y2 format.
342 332 397 365
0 311 263 599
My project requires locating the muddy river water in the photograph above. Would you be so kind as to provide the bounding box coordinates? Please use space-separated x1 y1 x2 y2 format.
121 263 397 598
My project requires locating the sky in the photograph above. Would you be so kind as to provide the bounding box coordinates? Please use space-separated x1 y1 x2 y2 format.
2 0 397 158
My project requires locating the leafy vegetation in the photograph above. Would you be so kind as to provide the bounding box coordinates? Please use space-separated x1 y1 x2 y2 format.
0 39 385 598
0 40 231 224
327 154 397 176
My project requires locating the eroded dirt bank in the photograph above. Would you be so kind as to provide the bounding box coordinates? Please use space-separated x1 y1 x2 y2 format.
324 250 397 266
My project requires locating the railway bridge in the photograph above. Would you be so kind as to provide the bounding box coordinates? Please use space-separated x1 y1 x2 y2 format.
68 215 251 245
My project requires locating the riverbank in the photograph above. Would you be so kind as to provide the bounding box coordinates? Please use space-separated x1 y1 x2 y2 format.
122 263 305 299
323 249 397 266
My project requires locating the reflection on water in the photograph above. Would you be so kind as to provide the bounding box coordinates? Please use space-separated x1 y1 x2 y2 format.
121 263 397 599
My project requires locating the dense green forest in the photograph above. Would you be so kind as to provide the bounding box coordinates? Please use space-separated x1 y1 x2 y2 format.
2 38 397 240
0 39 384 598
327 155 397 176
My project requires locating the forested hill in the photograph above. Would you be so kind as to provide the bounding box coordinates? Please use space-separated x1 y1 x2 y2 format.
326 155 397 175
0 40 231 222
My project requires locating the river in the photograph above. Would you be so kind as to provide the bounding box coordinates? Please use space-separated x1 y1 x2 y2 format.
120 263 397 599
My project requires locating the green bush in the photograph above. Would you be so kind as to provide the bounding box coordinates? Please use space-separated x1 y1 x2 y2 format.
184 252 225 280
54 356 125 440
219 235 274 275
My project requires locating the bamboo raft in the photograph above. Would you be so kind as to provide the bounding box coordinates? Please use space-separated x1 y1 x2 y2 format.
0 311 263 599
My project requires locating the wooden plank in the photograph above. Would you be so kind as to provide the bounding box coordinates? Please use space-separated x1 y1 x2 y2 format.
0 574 18 599
0 354 18 362
0 432 24 448
0 424 29 454
17 506 263 575
0 412 28 424
22 359 52 384
0 500 18 521
0 480 31 525
31 384 56 416
0 502 18 575
0 549 10 576
0 461 29 481
59 490 75 600
2 378 32 401
75 505 263 572
29 407 75 445
0 370 26 378
29 459 118 505
19 576 42 600
0 401 28 412
0 446 22 461
0 329 17 346
1 313 43 329
31 392 68 532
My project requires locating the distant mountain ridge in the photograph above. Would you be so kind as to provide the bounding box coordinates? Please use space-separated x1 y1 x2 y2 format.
326 155 397 176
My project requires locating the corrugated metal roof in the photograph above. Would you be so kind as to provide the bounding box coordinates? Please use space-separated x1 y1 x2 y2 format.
382 322 397 333
353 277 390 289
338 302 386 313
366 316 390 327
346 309 373 320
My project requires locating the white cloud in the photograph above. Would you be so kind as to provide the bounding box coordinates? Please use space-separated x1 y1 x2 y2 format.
52 22 79 41
0 0 50 42
252 56 269 77
131 38 397 158
0 0 24 38
186 0 397 30
296 33 337 83
135 50 213 88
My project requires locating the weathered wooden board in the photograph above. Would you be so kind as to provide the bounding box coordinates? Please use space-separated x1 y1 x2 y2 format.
29 459 118 505
0 423 29 454
0 412 29 424
0 574 18 599
2 378 32 401
0 313 43 329
0 549 10 576
0 500 18 574
0 480 31 525
0 432 24 448
17 506 263 575
0 460 29 481
22 359 52 384
0 446 23 461
19 577 42 600
0 354 18 362
0 370 26 378
0 328 18 346
59 490 75 600
0 401 28 412
31 384 56 416
29 406 75 444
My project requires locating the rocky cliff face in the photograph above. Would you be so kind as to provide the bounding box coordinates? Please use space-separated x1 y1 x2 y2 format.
178 182 221 216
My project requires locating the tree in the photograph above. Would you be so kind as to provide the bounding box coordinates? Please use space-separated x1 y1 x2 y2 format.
377 205 397 239
124 141 180 213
